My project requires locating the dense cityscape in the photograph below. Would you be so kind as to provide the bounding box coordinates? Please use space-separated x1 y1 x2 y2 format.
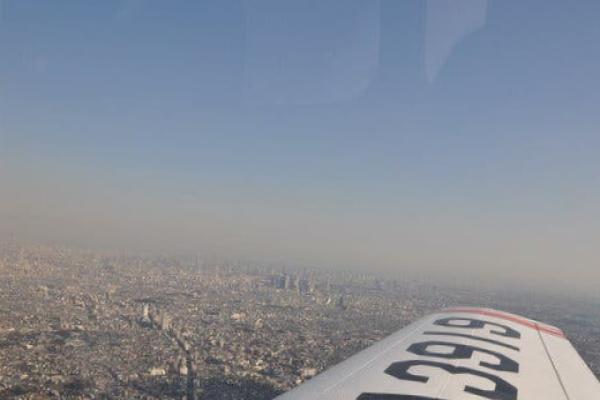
1 243 599 399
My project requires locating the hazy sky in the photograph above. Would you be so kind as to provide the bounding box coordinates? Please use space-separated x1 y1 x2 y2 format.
1 0 600 291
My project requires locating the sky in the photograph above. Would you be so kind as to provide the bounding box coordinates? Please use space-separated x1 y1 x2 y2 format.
1 0 600 292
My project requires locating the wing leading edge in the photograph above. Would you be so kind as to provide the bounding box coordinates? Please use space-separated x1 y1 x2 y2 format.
275 307 600 400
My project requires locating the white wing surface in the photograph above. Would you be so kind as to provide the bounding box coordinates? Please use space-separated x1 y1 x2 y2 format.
275 307 600 400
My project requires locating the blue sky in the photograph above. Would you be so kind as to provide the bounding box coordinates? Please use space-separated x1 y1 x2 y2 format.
1 0 600 290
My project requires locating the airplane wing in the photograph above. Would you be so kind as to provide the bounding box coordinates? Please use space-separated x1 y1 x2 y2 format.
275 307 600 400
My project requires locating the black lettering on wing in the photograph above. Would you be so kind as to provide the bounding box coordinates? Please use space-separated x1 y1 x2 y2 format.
408 341 519 373
384 360 517 400
434 317 521 339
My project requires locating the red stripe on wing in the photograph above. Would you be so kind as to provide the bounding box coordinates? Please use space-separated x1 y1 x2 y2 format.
442 307 566 338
